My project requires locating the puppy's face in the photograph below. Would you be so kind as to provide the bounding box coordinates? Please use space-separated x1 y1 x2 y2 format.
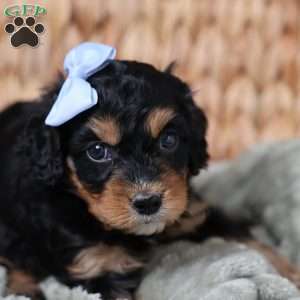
51 62 207 235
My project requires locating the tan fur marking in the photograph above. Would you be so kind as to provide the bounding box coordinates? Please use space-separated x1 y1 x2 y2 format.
164 195 208 238
67 156 76 171
68 244 143 279
247 240 300 289
69 171 160 232
6 269 40 297
0 257 41 297
146 108 176 138
160 169 188 225
88 117 121 145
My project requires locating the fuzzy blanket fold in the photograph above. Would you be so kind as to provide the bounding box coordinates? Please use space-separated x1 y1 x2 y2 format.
138 239 300 300
1 239 299 300
2 140 300 300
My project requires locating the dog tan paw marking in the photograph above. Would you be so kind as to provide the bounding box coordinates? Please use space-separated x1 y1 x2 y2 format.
68 244 143 279
6 269 42 298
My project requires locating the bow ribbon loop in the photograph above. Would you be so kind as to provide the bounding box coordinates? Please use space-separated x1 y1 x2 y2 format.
45 42 116 127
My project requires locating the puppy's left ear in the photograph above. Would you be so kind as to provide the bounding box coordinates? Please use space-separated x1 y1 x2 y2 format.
17 117 64 186
186 102 209 176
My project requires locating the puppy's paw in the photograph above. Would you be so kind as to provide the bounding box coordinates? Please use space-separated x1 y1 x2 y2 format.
68 243 143 280
6 268 44 300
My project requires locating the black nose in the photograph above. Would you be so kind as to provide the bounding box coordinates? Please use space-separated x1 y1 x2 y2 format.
132 193 162 215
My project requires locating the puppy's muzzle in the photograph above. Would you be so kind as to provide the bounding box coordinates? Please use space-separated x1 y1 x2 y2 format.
132 192 162 215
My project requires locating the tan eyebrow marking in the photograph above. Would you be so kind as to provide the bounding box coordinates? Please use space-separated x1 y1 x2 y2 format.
87 117 121 145
145 107 176 138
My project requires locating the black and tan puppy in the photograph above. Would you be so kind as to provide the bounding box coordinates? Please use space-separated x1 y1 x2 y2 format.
0 61 208 299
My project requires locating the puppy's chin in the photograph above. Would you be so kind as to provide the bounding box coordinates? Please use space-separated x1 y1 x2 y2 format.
128 213 167 235
131 221 166 235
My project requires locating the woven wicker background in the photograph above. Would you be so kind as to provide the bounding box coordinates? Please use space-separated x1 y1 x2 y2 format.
1 0 300 160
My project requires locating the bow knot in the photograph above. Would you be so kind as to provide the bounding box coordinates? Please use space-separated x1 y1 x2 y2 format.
45 42 116 127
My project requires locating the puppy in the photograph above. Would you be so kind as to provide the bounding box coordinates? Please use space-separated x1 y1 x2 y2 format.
0 60 208 299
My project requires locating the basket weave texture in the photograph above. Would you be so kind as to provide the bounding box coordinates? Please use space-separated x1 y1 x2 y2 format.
1 0 300 159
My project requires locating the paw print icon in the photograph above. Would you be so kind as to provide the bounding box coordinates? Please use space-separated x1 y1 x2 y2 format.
4 16 44 47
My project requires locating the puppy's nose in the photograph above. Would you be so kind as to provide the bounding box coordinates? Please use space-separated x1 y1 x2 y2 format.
132 193 162 215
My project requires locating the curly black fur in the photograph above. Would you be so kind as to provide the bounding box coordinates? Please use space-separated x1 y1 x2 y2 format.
0 60 208 299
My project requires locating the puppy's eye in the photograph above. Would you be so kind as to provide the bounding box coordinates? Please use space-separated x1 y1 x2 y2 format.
159 132 179 152
86 143 112 162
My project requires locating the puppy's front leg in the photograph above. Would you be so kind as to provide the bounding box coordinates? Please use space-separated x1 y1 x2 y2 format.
0 257 45 300
6 269 45 300
66 271 141 300
65 243 144 300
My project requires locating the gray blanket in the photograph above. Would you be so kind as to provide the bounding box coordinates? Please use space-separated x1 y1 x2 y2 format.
191 139 300 265
138 239 300 300
1 140 300 299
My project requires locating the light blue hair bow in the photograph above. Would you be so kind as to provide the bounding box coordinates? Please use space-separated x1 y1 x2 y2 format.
45 42 116 127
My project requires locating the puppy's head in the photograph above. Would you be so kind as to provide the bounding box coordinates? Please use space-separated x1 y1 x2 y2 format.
25 61 208 235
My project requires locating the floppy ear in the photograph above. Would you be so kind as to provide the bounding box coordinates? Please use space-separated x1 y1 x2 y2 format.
186 102 209 176
17 117 64 186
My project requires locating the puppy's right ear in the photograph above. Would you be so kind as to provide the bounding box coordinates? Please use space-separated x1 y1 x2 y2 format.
17 117 64 186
